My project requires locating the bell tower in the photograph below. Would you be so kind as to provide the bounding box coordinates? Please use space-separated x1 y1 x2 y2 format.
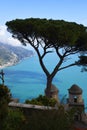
67 84 84 121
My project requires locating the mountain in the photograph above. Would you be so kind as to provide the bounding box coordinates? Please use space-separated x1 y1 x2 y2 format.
0 42 33 68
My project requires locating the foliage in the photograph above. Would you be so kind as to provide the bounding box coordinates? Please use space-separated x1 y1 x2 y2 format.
0 84 75 130
1 105 75 130
25 105 74 130
77 56 87 72
0 84 11 129
0 84 26 130
6 18 87 50
25 95 57 107
78 56 87 65
3 108 26 130
0 84 11 103
1 104 83 130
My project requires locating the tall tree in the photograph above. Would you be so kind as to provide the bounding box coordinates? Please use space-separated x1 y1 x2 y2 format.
6 18 87 98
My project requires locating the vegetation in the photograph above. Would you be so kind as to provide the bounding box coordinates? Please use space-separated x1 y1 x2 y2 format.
3 108 26 130
0 84 79 130
0 84 26 130
1 106 75 130
0 84 74 130
25 95 57 107
6 18 87 98
0 83 74 130
0 84 11 129
24 105 74 130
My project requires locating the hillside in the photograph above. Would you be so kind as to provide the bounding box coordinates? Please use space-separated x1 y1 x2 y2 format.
0 42 33 68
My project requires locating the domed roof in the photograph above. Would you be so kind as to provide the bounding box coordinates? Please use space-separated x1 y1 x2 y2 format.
50 84 59 93
68 84 82 94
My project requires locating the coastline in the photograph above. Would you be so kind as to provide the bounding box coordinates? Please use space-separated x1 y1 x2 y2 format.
0 62 16 69
0 54 34 69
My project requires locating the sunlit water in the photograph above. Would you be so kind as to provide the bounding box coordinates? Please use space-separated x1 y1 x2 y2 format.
2 52 87 110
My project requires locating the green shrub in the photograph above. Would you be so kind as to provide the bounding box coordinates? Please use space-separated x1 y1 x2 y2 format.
3 108 26 130
0 84 11 103
25 106 74 130
0 84 11 129
25 95 57 107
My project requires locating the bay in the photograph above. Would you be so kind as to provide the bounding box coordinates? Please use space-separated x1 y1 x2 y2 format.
2 52 87 110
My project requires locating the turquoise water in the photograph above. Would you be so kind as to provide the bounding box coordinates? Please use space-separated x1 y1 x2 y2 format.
2 53 87 109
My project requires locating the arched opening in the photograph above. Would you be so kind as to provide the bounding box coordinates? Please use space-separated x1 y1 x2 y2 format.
74 96 77 103
74 112 82 121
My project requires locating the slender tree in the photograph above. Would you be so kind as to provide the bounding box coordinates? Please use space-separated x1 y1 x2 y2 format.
0 70 5 85
6 18 87 98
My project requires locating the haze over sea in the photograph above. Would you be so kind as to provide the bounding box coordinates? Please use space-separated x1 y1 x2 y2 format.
3 52 87 109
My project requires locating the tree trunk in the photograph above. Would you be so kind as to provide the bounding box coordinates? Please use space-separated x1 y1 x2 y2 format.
45 76 53 98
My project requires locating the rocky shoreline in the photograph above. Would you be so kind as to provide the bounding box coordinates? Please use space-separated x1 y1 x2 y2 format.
0 42 34 69
0 54 33 69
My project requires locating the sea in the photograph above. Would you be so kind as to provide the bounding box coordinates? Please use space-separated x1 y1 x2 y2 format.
2 52 87 110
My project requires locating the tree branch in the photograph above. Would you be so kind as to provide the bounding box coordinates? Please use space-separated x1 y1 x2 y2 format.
41 50 53 59
58 62 77 71
24 36 50 76
53 45 62 59
65 50 79 56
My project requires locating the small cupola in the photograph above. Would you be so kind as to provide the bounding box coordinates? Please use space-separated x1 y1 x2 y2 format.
68 84 82 95
45 84 59 102
67 84 84 109
67 84 84 121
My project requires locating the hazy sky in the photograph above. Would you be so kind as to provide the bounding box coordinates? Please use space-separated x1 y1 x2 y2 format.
0 0 87 46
